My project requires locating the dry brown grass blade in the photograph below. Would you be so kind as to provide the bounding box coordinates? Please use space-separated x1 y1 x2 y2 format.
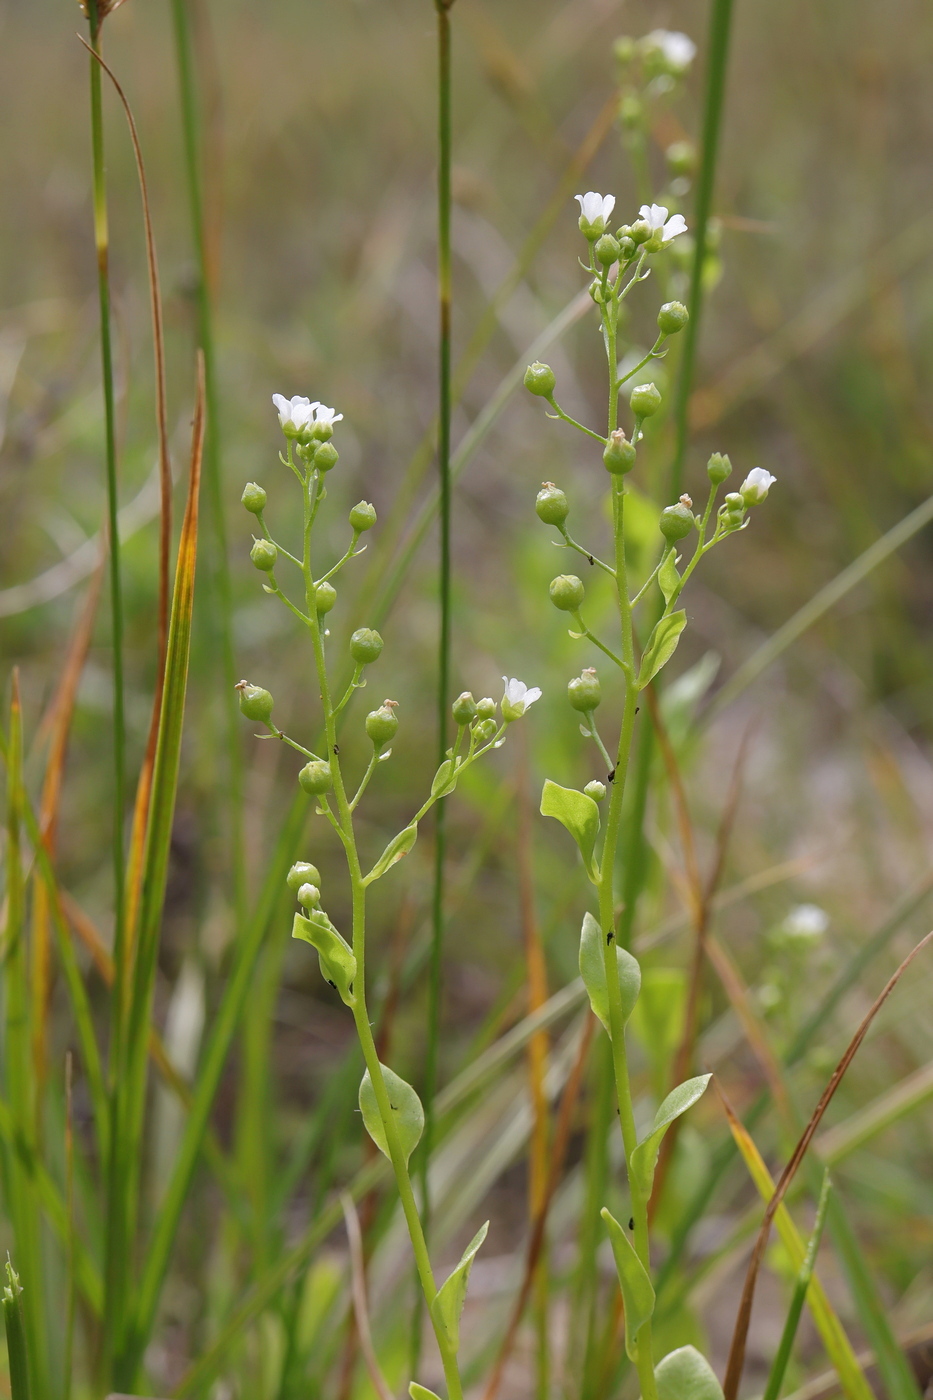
722 928 933 1400
517 730 550 1224
77 34 173 952
481 1013 595 1400
341 1192 396 1400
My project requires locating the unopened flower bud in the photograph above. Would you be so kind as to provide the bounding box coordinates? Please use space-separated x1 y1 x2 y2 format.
365 700 399 748
603 430 636 475
299 760 333 796
630 218 652 244
350 500 377 533
659 503 695 543
287 860 322 894
315 582 337 614
617 235 637 259
536 483 569 527
312 441 339 471
568 669 601 713
707 452 732 485
235 681 274 724
740 468 777 506
473 717 498 744
452 692 478 726
349 628 384 665
524 362 556 398
241 482 267 515
584 780 607 802
724 492 745 511
619 92 643 130
594 233 620 267
666 141 695 177
657 301 689 336
250 538 277 572
475 697 497 720
589 279 609 305
549 574 585 612
630 382 662 419
297 882 321 910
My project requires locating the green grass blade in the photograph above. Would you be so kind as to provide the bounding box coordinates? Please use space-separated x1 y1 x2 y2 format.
3 1260 31 1400
762 1171 832 1400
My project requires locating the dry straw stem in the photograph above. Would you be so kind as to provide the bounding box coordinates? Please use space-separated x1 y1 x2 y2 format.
341 1193 395 1400
722 927 933 1400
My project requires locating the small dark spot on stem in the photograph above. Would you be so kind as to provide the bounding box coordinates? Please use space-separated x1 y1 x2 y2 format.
607 769 616 783
588 554 594 566
635 706 640 715
333 743 340 755
628 1218 634 1231
606 930 614 944
328 980 336 989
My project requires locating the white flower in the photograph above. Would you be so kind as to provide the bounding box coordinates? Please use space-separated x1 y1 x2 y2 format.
501 676 542 722
638 203 688 243
783 904 829 942
574 191 616 235
273 393 320 437
313 403 343 430
740 467 777 505
642 29 697 73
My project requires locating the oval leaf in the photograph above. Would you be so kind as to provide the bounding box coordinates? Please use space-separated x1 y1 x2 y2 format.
410 1386 442 1400
579 912 640 1036
431 758 459 799
630 1074 711 1198
365 821 418 884
430 1220 489 1353
637 609 687 689
292 912 356 1007
359 1063 424 1164
601 1207 655 1361
658 550 681 607
654 1346 724 1400
540 780 600 877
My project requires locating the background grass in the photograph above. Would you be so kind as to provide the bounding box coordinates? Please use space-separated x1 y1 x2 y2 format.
1 0 933 1396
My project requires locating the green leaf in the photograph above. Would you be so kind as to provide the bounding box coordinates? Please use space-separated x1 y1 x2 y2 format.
659 549 681 607
410 1386 442 1400
540 779 600 877
431 757 459 798
579 912 640 1036
292 912 356 1006
364 821 418 883
654 1346 724 1400
630 1075 711 1198
430 1220 489 1353
601 1208 655 1361
359 1063 424 1164
637 609 687 689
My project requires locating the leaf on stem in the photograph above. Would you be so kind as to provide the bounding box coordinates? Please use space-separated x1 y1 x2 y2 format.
430 1220 489 1354
637 610 687 689
654 1345 724 1400
359 1063 424 1164
600 1208 655 1361
630 1075 712 1198
431 757 459 798
364 822 418 883
410 1386 442 1400
659 550 681 607
292 913 356 1006
579 912 640 1035
540 780 599 878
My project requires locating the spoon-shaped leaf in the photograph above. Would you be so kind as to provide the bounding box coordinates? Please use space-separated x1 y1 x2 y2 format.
654 1346 724 1400
630 1074 712 1198
579 912 640 1035
601 1208 655 1360
359 1063 424 1164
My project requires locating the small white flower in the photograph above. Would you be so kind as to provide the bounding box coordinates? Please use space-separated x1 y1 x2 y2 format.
313 403 343 430
783 904 829 941
575 191 616 235
272 393 319 435
642 29 697 73
638 203 688 243
740 467 777 505
501 676 542 722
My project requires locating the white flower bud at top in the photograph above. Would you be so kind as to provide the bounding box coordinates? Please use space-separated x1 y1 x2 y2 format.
297 883 321 910
574 191 616 240
740 468 777 506
501 677 543 723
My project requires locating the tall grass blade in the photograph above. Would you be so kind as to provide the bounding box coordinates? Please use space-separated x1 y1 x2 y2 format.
762 1171 833 1400
3 1260 31 1400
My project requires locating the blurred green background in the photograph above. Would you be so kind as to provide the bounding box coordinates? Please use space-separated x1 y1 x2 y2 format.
2 0 933 1394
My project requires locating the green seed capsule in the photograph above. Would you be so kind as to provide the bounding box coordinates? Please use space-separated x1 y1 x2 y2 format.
349 628 384 665
315 582 337 614
475 697 497 720
584 780 607 802
287 860 322 894
349 500 377 532
659 503 695 543
535 483 570 527
549 574 585 612
603 430 636 475
236 681 274 724
707 452 732 485
250 538 277 572
241 482 267 515
365 701 399 748
313 441 339 471
568 669 601 713
657 301 689 336
524 362 556 398
299 760 333 796
452 691 478 725
630 382 662 418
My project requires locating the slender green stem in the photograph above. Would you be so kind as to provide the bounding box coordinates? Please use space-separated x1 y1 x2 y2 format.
761 1172 832 1400
545 399 607 445
3 1263 31 1400
670 0 735 498
559 531 616 577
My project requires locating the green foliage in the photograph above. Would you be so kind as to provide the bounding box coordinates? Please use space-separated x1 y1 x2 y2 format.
430 1221 489 1354
292 912 357 1006
601 1208 656 1360
579 912 641 1033
637 610 687 689
630 1076 712 1199
359 1065 424 1165
654 1345 724 1400
540 779 600 877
